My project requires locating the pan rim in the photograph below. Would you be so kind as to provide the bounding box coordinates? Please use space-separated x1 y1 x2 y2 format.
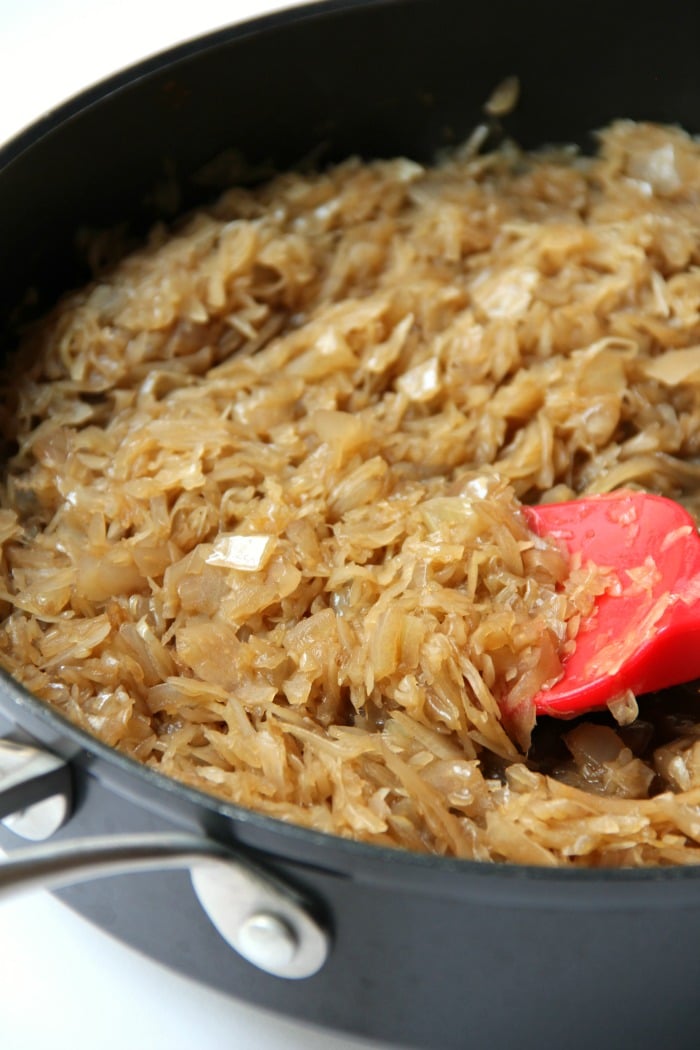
0 0 415 169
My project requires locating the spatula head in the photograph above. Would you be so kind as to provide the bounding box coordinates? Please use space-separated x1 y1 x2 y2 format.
523 492 700 718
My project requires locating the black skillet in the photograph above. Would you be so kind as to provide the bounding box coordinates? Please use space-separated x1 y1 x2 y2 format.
2 2 700 1048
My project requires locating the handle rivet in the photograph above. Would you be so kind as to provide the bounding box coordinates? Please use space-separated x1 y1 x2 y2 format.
237 911 298 971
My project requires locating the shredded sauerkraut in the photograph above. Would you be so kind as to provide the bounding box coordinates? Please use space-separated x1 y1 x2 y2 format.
3 120 700 866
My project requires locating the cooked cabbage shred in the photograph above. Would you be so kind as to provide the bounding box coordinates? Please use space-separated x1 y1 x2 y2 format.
3 121 700 865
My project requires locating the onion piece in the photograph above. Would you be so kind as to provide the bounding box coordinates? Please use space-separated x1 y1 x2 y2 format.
206 533 277 572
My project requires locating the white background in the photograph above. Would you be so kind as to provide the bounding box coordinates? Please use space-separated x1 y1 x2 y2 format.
0 2 384 1048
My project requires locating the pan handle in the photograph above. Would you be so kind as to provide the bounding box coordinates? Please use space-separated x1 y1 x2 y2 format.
0 738 329 979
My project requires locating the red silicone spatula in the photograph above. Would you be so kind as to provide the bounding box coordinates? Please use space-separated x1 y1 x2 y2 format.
523 491 700 718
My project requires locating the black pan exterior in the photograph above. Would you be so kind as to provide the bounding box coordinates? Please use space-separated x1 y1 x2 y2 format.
2 2 700 1047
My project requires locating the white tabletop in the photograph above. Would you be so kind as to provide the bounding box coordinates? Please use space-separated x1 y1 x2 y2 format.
0 3 383 1048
